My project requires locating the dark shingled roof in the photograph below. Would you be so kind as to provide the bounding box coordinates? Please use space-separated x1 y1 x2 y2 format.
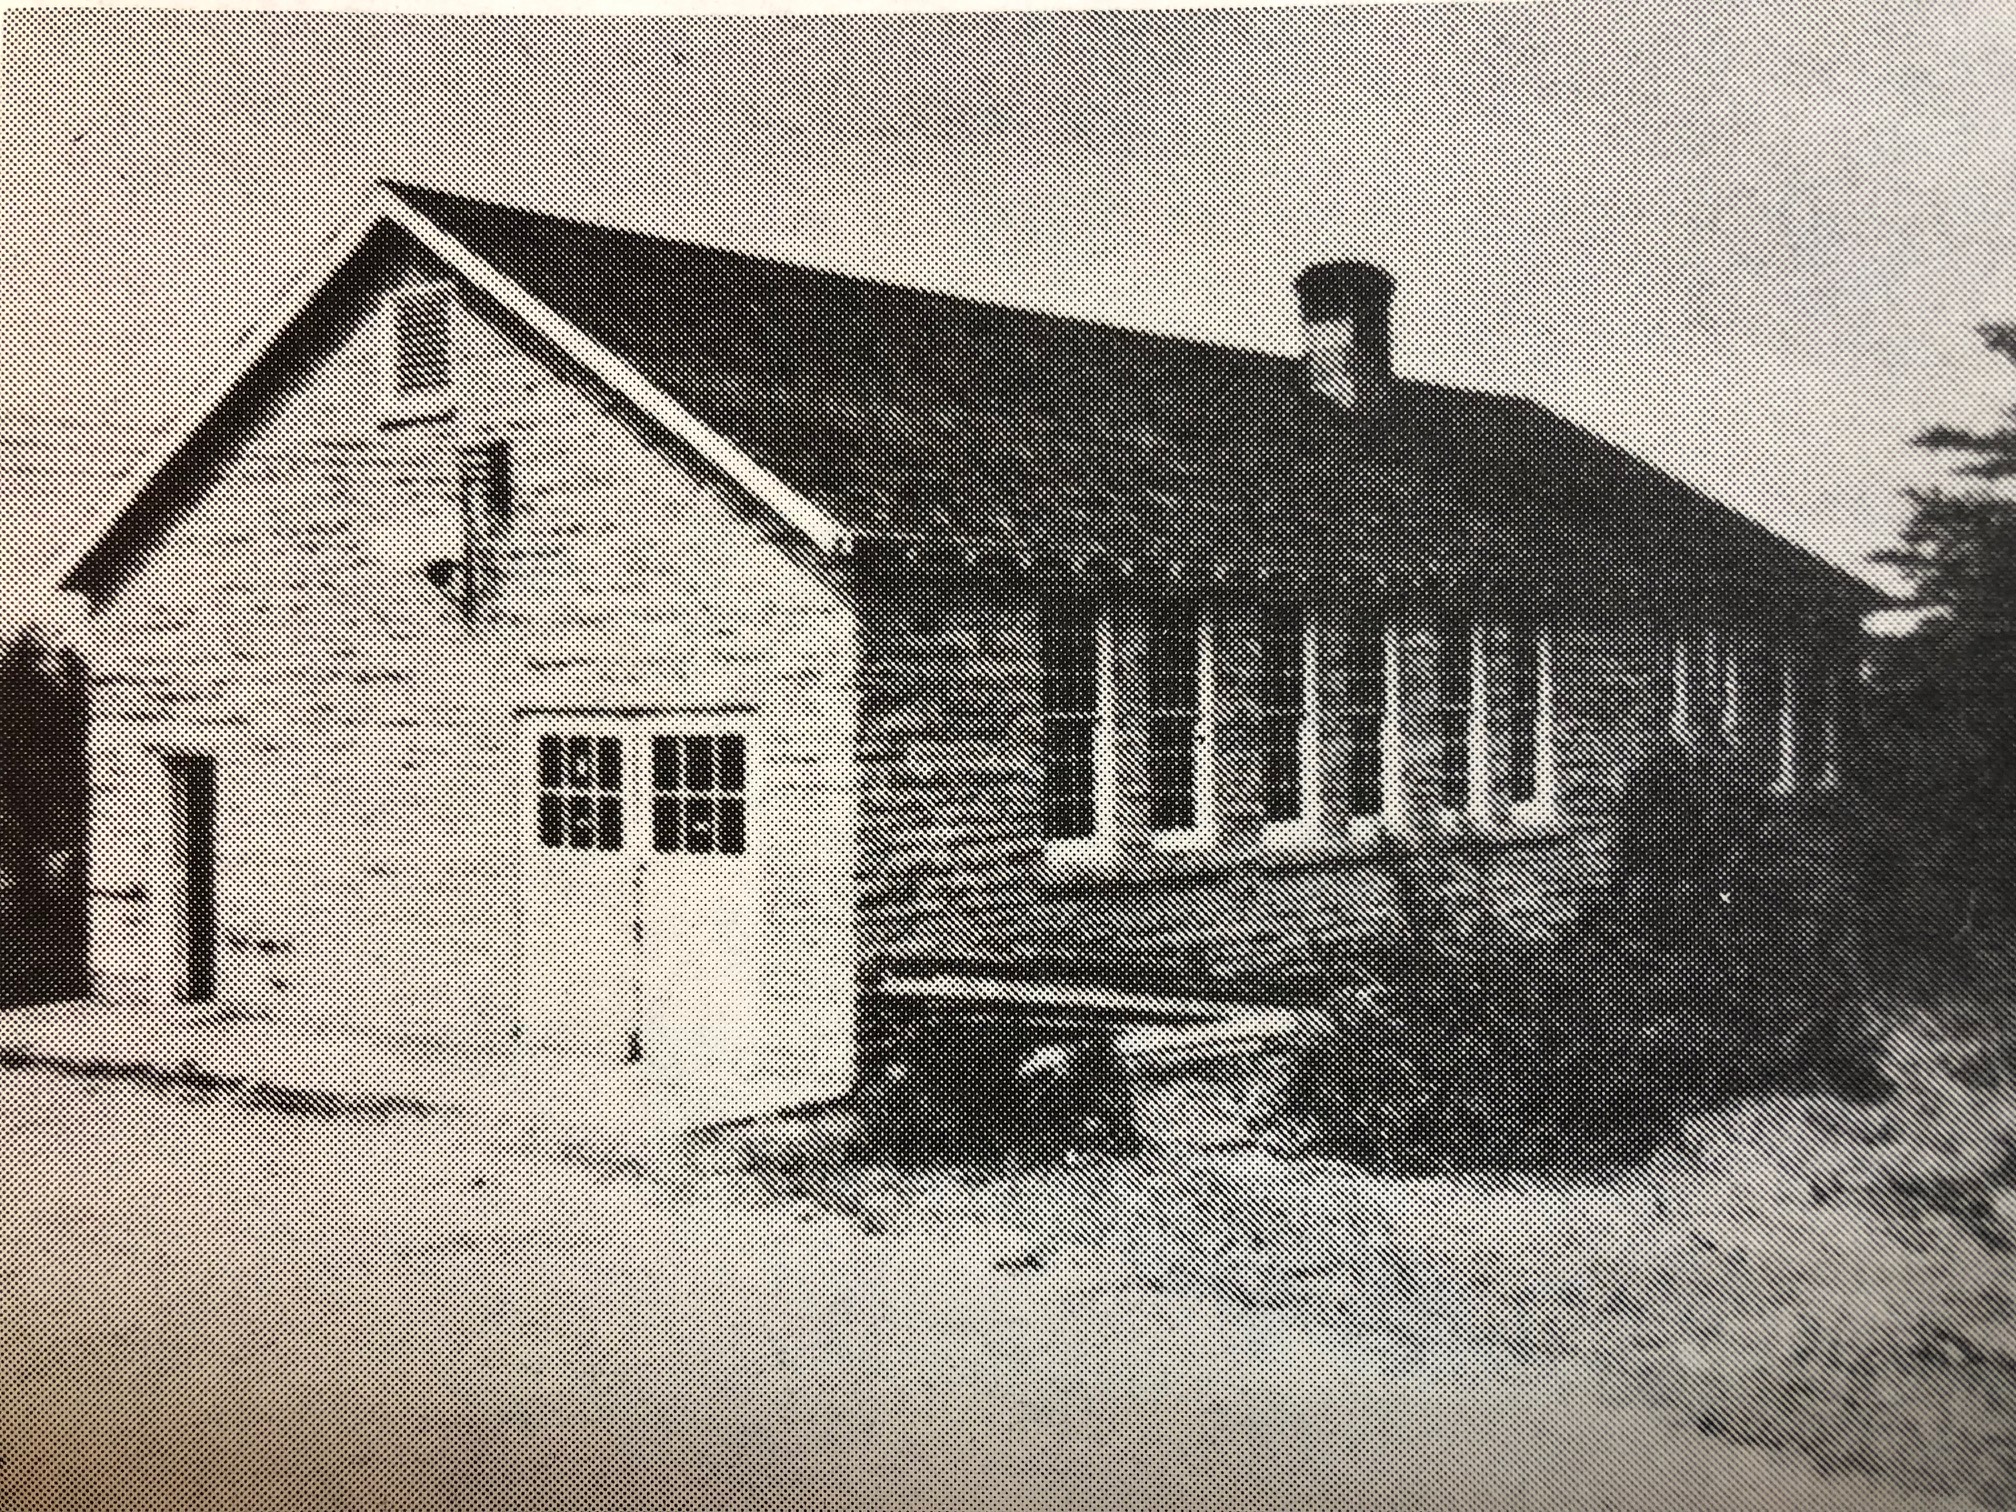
377 184 1879 608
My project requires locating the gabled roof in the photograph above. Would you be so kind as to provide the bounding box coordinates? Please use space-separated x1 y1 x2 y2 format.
63 181 1889 610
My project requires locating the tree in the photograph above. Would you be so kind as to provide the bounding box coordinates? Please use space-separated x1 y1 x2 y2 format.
1865 325 2016 922
1872 324 2016 741
0 623 89 1003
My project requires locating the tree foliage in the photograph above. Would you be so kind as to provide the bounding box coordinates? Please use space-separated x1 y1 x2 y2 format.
1871 324 2016 741
0 624 89 1003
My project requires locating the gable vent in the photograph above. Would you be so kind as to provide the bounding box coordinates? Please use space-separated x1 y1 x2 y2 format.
392 286 452 394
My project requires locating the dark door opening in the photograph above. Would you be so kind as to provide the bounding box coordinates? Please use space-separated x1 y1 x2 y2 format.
167 754 216 1002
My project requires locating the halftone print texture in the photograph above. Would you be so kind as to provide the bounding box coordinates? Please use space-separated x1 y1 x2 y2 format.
2 8 2014 1512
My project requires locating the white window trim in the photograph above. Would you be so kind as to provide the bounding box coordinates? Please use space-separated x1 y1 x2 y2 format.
381 279 458 424
1043 611 1118 869
1151 610 1216 852
1508 624 1558 827
1263 606 1326 848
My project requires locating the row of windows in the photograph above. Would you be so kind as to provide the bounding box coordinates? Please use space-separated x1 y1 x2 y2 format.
1038 606 1549 848
534 734 748 856
1671 628 1844 792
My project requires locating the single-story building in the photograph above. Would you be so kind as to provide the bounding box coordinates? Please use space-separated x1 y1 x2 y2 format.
60 182 1885 1119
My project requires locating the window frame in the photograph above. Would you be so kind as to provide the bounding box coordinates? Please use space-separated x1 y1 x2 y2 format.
1259 603 1323 845
1673 623 1733 748
382 279 457 424
1505 620 1557 825
1145 604 1215 851
1039 604 1116 866
1434 615 1487 821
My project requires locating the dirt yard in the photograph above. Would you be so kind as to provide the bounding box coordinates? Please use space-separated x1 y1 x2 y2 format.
0 1042 2000 1512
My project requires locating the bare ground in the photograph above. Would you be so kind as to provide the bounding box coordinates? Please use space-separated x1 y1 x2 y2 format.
0 1024 2004 1511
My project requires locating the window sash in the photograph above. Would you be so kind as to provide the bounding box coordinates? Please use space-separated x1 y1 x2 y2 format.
1145 607 1203 833
1258 606 1307 825
650 734 748 855
1507 623 1543 806
1339 616 1387 820
534 734 624 852
1436 617 1474 811
1041 604 1106 844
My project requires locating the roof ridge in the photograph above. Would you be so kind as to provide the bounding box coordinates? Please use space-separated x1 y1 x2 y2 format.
376 178 1296 373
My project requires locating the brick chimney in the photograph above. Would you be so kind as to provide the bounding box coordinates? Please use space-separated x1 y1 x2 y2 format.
1295 262 1394 408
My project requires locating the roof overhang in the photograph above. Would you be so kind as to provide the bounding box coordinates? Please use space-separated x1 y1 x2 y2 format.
58 183 852 597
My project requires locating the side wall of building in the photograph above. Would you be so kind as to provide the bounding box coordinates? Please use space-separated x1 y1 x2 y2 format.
855 570 1853 988
84 232 858 1101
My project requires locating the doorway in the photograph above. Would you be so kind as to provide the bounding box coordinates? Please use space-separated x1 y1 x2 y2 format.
519 718 760 1070
161 752 217 1002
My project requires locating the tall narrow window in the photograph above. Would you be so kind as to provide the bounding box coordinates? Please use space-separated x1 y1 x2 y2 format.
1145 606 1204 833
1258 605 1308 824
1340 615 1388 822
1507 621 1551 811
392 286 453 396
536 734 623 853
1675 624 1731 745
1436 617 1475 811
1041 602 1104 844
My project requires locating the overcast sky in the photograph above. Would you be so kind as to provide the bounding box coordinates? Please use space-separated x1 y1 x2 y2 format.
3 2 2014 610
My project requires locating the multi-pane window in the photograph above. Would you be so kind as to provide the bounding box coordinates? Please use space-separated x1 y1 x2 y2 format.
1341 615 1388 820
1507 622 1545 806
1145 606 1203 832
1040 602 1102 843
652 735 747 855
536 735 623 852
392 286 453 395
1436 616 1475 810
1258 605 1307 824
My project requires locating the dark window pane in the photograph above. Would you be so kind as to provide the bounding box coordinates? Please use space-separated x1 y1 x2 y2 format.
1344 619 1385 712
1439 710 1470 809
597 795 623 851
538 736 563 789
1041 716 1096 841
1346 736 1384 818
1147 713 1197 831
1146 608 1200 713
568 793 595 849
567 736 593 789
653 793 681 852
685 736 714 794
597 737 622 792
1510 630 1541 705
1438 620 1473 703
1508 735 1538 805
537 793 564 848
1041 604 1098 718
652 736 678 794
720 797 746 855
1259 607 1303 712
1261 715 1301 823
685 796 715 853
718 736 746 793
